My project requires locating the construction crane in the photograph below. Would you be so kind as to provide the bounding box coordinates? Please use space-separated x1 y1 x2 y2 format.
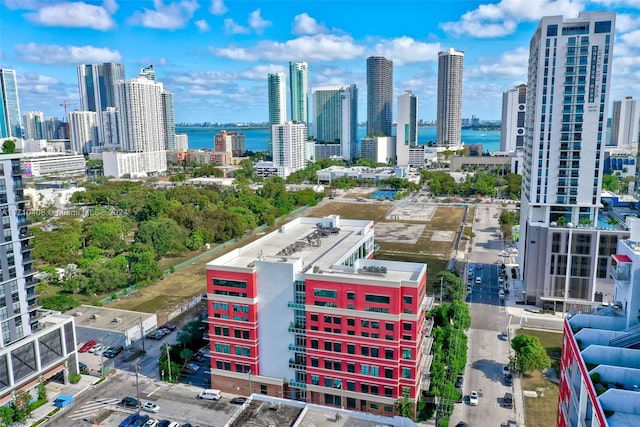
59 101 76 119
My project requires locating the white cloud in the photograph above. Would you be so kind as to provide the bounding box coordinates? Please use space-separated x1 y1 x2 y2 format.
173 71 236 86
248 9 271 35
240 64 287 80
292 13 328 35
620 29 640 46
195 19 210 32
614 13 640 33
128 0 200 30
209 0 228 16
15 42 122 65
441 0 585 38
468 47 529 79
224 18 250 35
373 37 442 66
210 34 365 62
24 1 117 30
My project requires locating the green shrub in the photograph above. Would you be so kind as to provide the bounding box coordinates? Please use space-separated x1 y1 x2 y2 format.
69 374 81 384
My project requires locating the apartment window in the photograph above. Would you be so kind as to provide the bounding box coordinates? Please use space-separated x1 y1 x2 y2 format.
333 317 341 324
324 315 331 323
347 381 356 392
365 294 390 304
385 335 394 341
384 405 394 412
311 376 319 385
371 348 379 357
361 384 369 394
403 296 412 305
260 385 267 395
311 340 319 349
314 289 338 298
324 360 332 369
324 378 332 387
347 318 355 326
310 314 318 322
213 278 247 289
361 346 369 357
324 342 332 351
347 344 355 354
347 363 355 373
402 368 411 379
371 321 379 329
347 292 355 300
402 349 411 359
371 386 379 396
403 322 412 331
311 358 319 368
361 320 369 328
333 342 341 352
385 349 394 359
385 368 393 379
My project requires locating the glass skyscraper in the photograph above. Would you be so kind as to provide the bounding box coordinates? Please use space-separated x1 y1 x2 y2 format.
312 84 358 160
0 69 22 139
366 56 393 137
436 48 464 147
289 62 308 124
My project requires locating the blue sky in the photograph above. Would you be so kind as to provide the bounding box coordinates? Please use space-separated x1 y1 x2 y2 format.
1 0 640 124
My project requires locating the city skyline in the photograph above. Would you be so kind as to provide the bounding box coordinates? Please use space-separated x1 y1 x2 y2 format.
1 1 640 124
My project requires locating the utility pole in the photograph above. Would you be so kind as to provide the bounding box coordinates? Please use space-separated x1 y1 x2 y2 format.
166 344 172 382
139 315 145 352
135 363 140 414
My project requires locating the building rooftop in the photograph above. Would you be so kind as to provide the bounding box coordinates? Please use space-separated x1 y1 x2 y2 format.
63 305 155 333
226 395 418 427
206 216 425 284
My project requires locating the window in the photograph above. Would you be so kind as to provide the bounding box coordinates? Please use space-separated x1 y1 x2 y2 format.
260 385 267 395
403 296 412 305
361 384 369 394
371 403 379 409
347 363 355 373
347 292 355 300
333 317 341 324
324 315 331 323
403 322 412 331
324 378 332 387
311 375 319 385
333 342 341 352
384 405 394 412
361 320 369 328
385 368 393 379
385 323 394 331
213 278 247 289
347 381 355 391
365 294 390 304
347 318 355 326
314 289 337 298
311 340 319 349
361 365 369 375
324 342 332 351
371 321 379 329
310 314 318 322
385 349 394 359
371 348 379 357
324 360 332 369
402 368 411 379
361 346 369 357
347 344 355 354
311 358 319 368
402 349 411 359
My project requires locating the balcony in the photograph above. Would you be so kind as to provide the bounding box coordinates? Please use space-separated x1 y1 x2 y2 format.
287 301 305 310
288 358 306 370
288 343 305 352
288 324 306 335
21 243 34 253
12 166 22 176
288 380 307 390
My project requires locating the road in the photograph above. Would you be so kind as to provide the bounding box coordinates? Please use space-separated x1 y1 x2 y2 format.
450 202 561 427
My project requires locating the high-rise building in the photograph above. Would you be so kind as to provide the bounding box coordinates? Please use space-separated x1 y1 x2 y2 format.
501 84 527 152
312 84 358 160
139 64 156 82
0 69 22 139
23 111 44 140
366 57 393 137
68 111 99 154
162 91 176 151
268 73 287 126
215 131 246 156
77 63 125 113
519 12 621 308
436 49 464 147
104 77 167 177
101 107 120 147
272 122 307 178
0 153 81 406
397 91 418 166
43 117 61 140
205 215 433 416
174 134 188 151
557 217 640 427
289 62 308 124
610 96 640 147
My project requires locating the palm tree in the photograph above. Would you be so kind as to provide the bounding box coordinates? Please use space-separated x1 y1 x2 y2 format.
394 389 414 419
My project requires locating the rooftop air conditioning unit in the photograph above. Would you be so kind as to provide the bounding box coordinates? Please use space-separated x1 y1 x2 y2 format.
91 314 100 319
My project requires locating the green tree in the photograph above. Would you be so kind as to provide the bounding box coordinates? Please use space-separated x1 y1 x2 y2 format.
0 405 15 426
38 377 47 401
394 388 414 419
39 294 79 311
83 213 130 255
179 348 194 366
135 217 186 259
128 243 162 284
510 334 551 373
11 390 32 423
1 139 16 154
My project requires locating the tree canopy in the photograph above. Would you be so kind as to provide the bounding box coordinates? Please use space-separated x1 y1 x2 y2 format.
510 334 551 373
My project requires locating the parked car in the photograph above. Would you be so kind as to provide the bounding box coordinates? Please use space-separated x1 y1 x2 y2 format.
120 396 140 408
469 391 479 406
502 365 510 376
119 413 140 427
186 363 200 372
148 331 165 340
132 415 150 427
88 343 102 354
504 373 513 386
143 419 158 427
503 392 513 408
157 421 171 427
499 331 509 341
229 397 247 405
160 323 177 331
105 345 124 358
158 328 171 336
142 402 160 413
78 362 89 374
193 354 206 363
499 289 505 299
455 375 464 389
79 340 96 353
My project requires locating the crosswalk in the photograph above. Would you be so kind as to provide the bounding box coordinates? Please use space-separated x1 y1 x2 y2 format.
68 397 122 421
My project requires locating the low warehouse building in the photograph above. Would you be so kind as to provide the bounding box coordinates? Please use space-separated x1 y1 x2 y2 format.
64 305 157 350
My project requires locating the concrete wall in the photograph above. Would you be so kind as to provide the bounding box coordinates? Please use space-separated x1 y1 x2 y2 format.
582 345 640 369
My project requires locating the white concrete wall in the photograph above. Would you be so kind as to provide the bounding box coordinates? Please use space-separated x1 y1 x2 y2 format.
255 258 299 381
582 345 640 369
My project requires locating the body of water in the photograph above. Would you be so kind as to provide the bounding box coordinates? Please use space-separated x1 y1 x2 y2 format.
177 126 502 154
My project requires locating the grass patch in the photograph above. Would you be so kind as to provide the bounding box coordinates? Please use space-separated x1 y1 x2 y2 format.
123 294 169 314
517 328 563 427
90 409 114 425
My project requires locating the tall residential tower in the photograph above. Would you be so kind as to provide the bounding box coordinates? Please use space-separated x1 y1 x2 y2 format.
289 62 308 124
501 84 527 152
610 96 640 147
519 12 620 308
0 69 22 139
312 85 358 160
396 90 418 166
436 49 464 147
366 57 393 137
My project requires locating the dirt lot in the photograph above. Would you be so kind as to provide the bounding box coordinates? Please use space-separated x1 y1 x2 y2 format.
109 193 465 321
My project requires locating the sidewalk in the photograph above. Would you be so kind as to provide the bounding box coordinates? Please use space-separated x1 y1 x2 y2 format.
14 374 102 427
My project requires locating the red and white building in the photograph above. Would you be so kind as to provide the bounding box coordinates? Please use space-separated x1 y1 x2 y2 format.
205 215 434 416
558 217 640 427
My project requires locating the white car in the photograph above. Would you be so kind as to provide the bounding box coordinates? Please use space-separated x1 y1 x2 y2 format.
142 401 160 413
186 362 200 371
469 391 479 406
499 289 505 299
88 344 103 354
502 365 510 376
143 419 158 427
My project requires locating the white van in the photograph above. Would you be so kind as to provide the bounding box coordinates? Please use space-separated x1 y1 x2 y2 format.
475 277 482 285
197 389 222 401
